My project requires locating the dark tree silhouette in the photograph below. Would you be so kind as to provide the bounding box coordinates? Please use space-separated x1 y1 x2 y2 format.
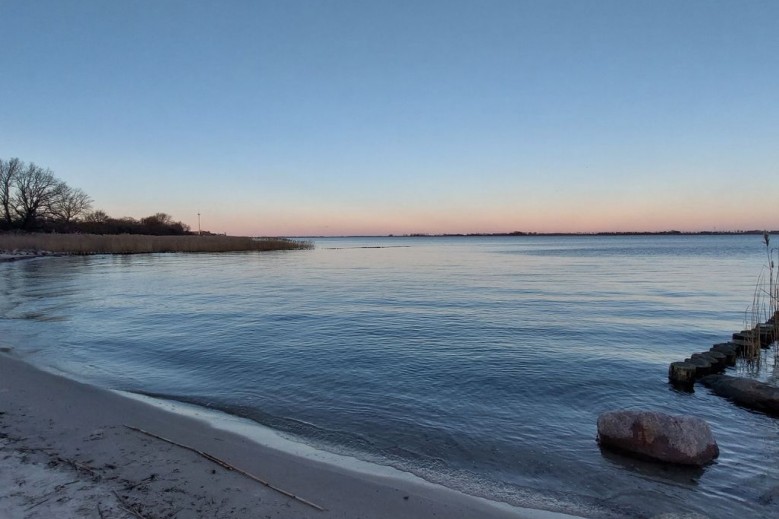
2 156 190 235
13 162 63 230
0 158 22 229
51 187 93 224
1 157 92 231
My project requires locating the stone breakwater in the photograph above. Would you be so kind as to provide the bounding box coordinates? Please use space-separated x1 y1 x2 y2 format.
596 313 778 470
668 312 777 386
699 375 779 417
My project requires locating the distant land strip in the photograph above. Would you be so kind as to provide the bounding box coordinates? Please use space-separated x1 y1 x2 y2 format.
297 230 778 239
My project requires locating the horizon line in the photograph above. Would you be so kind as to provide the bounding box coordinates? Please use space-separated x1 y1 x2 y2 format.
280 229 778 239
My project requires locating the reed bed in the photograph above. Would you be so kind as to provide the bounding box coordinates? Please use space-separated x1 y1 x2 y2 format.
742 272 766 369
739 233 779 375
765 234 779 346
0 233 313 255
760 232 779 360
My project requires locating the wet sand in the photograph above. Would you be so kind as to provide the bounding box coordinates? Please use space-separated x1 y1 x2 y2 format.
0 353 582 519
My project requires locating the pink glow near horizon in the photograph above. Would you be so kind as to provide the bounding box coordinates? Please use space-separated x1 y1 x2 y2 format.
15 3 773 239
194 202 777 237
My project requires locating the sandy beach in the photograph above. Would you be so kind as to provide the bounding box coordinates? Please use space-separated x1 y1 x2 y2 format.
0 352 583 519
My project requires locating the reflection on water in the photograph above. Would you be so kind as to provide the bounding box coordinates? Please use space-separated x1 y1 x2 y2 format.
1 235 778 518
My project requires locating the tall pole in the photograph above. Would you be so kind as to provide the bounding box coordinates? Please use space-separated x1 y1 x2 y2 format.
198 212 201 236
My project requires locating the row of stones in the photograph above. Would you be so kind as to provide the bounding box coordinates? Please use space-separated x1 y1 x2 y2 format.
668 318 777 385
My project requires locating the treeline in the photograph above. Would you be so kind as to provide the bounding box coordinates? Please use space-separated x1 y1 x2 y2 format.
1 157 191 235
1 157 91 231
78 211 191 236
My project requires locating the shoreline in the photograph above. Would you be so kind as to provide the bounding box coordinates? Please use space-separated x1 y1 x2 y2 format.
0 352 584 519
0 252 55 263
0 234 313 255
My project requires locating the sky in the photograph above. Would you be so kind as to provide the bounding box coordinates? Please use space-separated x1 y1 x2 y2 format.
1 0 777 236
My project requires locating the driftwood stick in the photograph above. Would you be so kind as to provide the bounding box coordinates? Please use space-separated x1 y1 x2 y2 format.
123 425 325 512
125 473 158 490
112 490 152 519
25 495 53 511
56 456 99 478
24 480 80 511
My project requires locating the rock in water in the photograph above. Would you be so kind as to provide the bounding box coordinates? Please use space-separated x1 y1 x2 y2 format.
699 375 779 417
668 361 697 385
597 410 719 466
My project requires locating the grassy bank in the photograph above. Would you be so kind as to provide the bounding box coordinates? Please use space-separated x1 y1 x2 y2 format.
0 233 313 254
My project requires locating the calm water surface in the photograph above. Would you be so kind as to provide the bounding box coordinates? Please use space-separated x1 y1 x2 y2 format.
1 235 778 518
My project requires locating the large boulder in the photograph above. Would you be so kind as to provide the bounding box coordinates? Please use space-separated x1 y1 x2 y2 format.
597 410 719 466
699 375 779 417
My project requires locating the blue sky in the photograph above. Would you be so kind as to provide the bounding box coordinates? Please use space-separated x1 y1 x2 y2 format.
1 0 777 235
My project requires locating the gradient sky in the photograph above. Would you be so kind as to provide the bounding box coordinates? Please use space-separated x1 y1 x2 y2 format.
1 0 777 236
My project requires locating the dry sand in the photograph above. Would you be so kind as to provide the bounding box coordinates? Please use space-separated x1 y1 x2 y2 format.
0 353 584 519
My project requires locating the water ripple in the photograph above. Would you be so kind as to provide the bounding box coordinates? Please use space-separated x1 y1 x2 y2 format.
1 234 777 518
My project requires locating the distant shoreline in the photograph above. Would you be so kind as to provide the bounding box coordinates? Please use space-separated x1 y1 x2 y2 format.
297 230 777 239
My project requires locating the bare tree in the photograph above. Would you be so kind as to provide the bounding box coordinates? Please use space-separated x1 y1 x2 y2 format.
2 156 95 231
141 212 175 227
0 157 22 228
83 209 110 223
51 186 93 224
139 212 190 235
13 162 63 230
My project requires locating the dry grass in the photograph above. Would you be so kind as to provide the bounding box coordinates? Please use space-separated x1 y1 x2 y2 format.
762 232 779 357
739 234 779 375
743 273 765 363
770 258 779 348
0 233 313 254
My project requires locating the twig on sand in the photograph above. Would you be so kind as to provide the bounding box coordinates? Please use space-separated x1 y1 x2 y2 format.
56 456 100 478
123 425 326 512
25 495 53 511
125 473 158 490
113 490 152 519
25 479 80 511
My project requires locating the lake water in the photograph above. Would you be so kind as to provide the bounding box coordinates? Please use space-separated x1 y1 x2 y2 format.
1 235 778 518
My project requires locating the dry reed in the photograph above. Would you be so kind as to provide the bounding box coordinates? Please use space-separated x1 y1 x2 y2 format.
739 233 779 375
0 233 312 255
743 272 765 363
759 232 779 362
